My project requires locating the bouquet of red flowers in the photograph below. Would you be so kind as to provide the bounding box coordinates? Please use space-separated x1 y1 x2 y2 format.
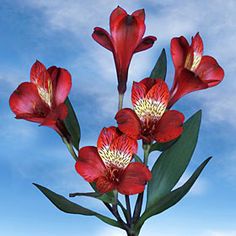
9 6 224 236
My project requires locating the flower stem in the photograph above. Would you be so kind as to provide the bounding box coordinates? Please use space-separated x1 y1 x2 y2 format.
125 195 132 226
143 143 151 166
133 143 151 224
62 137 78 161
118 93 124 110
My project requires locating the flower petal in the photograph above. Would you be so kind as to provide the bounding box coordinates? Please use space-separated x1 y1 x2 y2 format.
191 33 203 57
110 135 138 157
134 36 157 53
49 67 72 105
154 110 184 143
108 134 138 169
30 60 47 84
110 6 127 34
96 176 114 194
75 146 106 182
168 69 208 108
134 79 169 120
131 80 148 107
195 55 224 87
9 82 49 122
97 126 120 153
115 108 141 140
30 61 52 101
146 79 170 104
117 162 152 195
171 36 189 70
92 27 113 51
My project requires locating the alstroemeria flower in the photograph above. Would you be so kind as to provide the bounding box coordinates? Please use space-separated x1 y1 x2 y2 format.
9 60 72 138
75 127 151 195
168 33 224 107
115 78 184 144
92 6 157 95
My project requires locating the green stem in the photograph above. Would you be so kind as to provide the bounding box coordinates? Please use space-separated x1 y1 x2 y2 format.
143 143 151 166
62 137 78 161
125 195 132 226
112 191 129 231
133 143 151 224
118 93 124 111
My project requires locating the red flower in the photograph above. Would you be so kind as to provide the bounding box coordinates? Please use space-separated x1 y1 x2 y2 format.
115 78 184 144
75 127 151 195
92 6 157 95
9 60 72 138
168 33 224 108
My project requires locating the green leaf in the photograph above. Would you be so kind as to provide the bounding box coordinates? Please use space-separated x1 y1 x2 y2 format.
146 110 202 209
136 157 211 230
149 139 177 153
33 183 121 228
64 97 81 150
133 154 142 163
69 191 115 204
149 49 167 80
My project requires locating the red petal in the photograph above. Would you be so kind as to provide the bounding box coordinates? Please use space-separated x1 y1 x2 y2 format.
9 82 49 122
171 36 189 70
97 126 120 153
110 6 127 33
136 77 159 92
75 146 105 182
132 9 145 22
96 176 114 194
146 79 170 104
51 68 72 105
117 162 151 195
108 135 137 169
92 27 113 51
134 36 157 53
30 60 52 96
155 110 184 143
131 81 148 106
110 134 137 156
115 108 141 140
168 69 208 108
196 55 224 87
30 60 47 84
191 33 203 56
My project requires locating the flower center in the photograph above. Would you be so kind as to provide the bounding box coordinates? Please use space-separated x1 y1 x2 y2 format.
134 98 166 121
106 167 121 184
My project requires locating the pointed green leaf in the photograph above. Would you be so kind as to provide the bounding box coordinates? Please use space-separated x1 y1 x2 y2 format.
69 191 115 204
33 183 121 228
149 139 177 153
64 97 81 150
147 110 202 209
136 157 211 230
149 49 167 80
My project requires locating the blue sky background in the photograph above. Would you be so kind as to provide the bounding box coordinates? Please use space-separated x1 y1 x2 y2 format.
0 0 235 235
